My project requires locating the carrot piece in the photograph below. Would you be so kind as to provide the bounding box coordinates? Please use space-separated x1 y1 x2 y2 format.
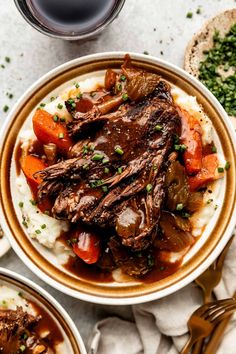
21 155 46 194
179 107 203 175
188 154 221 191
32 109 73 155
20 155 52 212
72 229 101 264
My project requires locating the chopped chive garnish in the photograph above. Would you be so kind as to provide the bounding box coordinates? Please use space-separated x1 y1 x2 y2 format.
3 105 9 112
40 102 46 107
22 220 28 228
146 183 153 193
75 83 80 88
117 167 123 174
92 154 104 161
90 92 96 97
60 117 66 122
211 146 217 153
102 157 109 164
76 93 82 99
19 202 24 208
5 57 10 63
44 210 50 215
50 96 55 101
83 163 89 170
176 203 184 210
30 199 37 206
114 145 124 155
7 93 13 99
182 212 190 218
57 103 63 109
120 75 126 82
217 167 224 173
143 50 149 55
122 93 129 101
225 161 230 170
102 185 108 193
154 124 162 131
20 345 26 352
186 12 193 18
207 198 213 204
174 144 187 152
35 229 41 234
104 167 109 174
214 205 218 210
196 7 201 14
147 254 154 267
53 115 59 122
41 224 46 229
117 83 122 91
82 145 88 155
18 292 23 297
58 133 64 139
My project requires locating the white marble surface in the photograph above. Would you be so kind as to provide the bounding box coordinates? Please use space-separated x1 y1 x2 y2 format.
0 0 235 350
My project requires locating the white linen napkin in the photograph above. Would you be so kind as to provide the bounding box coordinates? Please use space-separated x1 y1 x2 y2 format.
90 236 236 354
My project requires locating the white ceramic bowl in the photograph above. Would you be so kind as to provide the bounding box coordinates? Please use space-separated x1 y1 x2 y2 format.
0 52 236 305
0 267 87 353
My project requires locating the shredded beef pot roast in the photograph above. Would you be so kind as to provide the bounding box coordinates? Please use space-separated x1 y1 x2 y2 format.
34 56 198 278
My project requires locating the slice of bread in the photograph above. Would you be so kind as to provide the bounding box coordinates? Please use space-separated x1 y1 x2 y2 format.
184 8 236 125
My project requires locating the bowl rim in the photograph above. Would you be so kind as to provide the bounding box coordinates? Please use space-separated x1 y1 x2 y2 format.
0 267 87 354
0 51 236 305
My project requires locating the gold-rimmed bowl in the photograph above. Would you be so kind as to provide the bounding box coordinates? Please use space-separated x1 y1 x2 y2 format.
0 267 86 353
0 52 235 305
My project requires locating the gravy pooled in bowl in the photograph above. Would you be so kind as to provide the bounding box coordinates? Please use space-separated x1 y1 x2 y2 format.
14 55 226 283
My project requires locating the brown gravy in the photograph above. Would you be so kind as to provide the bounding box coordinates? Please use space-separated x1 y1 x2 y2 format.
29 300 64 348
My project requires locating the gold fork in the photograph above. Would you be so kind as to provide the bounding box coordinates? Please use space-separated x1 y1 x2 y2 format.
180 298 236 354
191 235 235 354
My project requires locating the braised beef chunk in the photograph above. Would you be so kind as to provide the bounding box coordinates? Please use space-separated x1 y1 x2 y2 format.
108 236 154 277
0 307 54 354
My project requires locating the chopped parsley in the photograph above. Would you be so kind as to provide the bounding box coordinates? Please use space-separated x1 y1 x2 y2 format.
217 167 224 173
146 183 153 193
114 145 124 155
225 161 230 170
199 24 236 116
186 12 193 19
57 103 63 109
5 56 10 63
122 93 129 101
154 124 163 131
176 203 184 211
92 153 104 161
3 105 9 112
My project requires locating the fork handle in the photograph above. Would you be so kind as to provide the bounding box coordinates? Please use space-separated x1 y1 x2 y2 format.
204 315 231 354
192 339 203 354
180 336 197 354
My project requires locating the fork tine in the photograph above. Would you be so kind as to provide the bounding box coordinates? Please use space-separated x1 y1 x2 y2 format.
193 299 235 319
209 303 236 324
202 302 236 323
